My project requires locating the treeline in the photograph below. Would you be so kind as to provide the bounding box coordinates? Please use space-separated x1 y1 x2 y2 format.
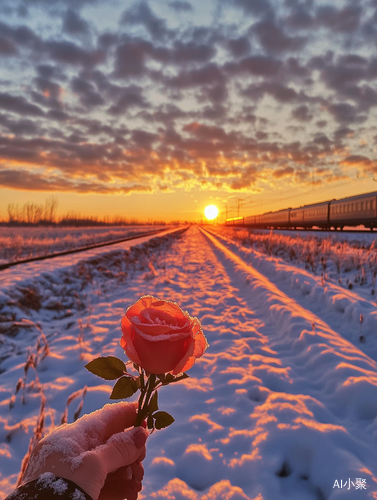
1 197 167 226
6 196 59 224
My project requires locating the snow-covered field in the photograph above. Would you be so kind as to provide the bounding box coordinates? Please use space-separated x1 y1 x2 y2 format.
0 225 165 265
215 226 377 299
1 225 377 499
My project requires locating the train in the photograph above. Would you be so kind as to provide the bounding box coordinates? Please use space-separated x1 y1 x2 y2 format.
225 190 377 231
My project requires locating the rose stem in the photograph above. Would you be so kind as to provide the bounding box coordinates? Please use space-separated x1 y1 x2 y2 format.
136 369 146 426
135 373 156 427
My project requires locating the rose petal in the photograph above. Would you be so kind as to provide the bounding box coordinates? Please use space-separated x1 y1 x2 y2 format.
120 317 142 366
172 337 195 375
193 330 208 357
132 333 192 374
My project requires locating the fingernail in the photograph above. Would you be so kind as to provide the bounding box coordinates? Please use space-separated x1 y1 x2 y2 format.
132 428 147 448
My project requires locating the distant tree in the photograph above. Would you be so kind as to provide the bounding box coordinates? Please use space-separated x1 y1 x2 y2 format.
44 195 59 223
7 203 17 223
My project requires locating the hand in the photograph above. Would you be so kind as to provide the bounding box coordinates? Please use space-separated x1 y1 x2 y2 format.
21 401 147 500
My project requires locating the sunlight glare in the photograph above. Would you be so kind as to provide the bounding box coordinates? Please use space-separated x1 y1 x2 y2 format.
204 205 219 220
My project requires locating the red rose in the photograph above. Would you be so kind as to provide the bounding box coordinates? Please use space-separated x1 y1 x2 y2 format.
120 295 208 375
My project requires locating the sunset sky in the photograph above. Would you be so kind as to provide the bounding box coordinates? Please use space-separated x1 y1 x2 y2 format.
0 0 377 222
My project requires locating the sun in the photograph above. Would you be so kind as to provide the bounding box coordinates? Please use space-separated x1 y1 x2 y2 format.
204 205 219 220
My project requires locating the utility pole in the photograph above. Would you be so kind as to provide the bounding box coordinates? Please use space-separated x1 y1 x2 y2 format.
237 198 244 217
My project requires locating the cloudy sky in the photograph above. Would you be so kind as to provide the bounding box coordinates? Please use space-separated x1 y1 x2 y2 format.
0 0 377 222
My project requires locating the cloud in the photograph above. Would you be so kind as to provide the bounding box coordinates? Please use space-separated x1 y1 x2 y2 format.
232 0 272 16
170 41 216 65
226 55 282 77
120 3 170 40
0 36 18 56
227 37 251 58
0 114 40 135
0 93 44 116
63 9 91 36
273 166 295 178
113 40 150 78
315 5 362 33
291 105 312 122
71 77 105 107
0 20 41 51
107 85 147 114
0 0 376 201
253 20 307 53
327 102 367 124
169 1 193 12
45 40 104 66
0 168 153 194
169 63 224 88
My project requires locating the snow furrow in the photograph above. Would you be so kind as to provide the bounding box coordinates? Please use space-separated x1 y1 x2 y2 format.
199 227 377 496
208 227 377 362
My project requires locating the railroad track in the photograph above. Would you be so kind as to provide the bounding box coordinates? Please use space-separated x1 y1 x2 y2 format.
0 228 169 271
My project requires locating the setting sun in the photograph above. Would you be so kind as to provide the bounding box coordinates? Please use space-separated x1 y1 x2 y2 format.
204 205 219 220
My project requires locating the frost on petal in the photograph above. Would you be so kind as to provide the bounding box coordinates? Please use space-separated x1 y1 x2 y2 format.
193 330 208 357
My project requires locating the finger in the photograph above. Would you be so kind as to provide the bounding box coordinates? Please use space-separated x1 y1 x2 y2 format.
98 479 139 500
71 401 138 447
131 462 144 482
106 465 133 482
136 447 146 464
106 462 144 483
98 427 148 474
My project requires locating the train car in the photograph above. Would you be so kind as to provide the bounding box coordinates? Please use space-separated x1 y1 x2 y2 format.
301 201 329 229
226 216 244 226
255 209 290 228
225 190 377 231
288 202 329 229
243 215 256 226
329 191 377 230
289 207 304 228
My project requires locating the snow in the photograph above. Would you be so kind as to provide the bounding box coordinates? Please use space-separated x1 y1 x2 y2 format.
0 225 166 265
36 472 68 494
1 225 377 499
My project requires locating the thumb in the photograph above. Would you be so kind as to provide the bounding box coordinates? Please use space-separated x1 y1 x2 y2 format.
98 427 148 474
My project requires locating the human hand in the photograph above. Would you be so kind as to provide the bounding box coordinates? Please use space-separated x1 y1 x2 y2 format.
21 401 147 500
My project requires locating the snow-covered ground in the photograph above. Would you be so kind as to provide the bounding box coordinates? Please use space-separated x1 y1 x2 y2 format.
1 226 377 499
0 225 166 265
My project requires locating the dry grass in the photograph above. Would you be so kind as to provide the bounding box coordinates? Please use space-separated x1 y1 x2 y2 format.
217 227 377 291
10 331 53 486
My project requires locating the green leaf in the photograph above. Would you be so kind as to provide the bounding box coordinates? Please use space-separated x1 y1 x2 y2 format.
147 415 154 430
153 411 175 430
85 356 127 380
148 391 159 414
110 376 139 400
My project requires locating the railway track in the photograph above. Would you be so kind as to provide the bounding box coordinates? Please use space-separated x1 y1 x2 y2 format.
0 227 169 271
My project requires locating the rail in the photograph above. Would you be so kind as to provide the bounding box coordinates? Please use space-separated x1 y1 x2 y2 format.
0 228 169 271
